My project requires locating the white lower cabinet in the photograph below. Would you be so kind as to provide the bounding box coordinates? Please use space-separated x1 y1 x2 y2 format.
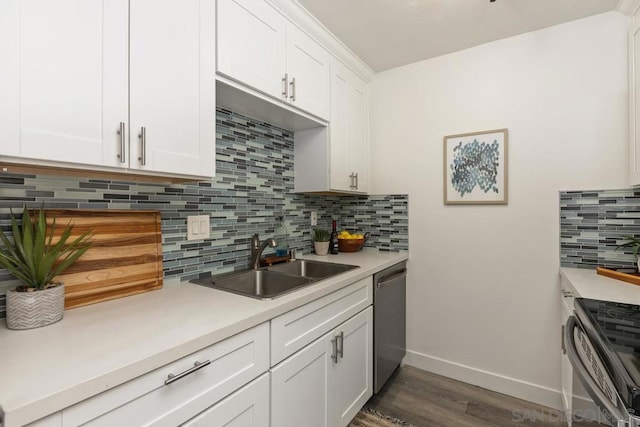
14 275 383 427
182 373 270 427
271 307 373 427
330 307 374 426
61 323 269 427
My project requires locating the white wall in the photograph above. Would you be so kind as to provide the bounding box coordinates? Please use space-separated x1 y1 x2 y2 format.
370 11 630 409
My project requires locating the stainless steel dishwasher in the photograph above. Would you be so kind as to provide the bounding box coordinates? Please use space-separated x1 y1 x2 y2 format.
373 261 407 393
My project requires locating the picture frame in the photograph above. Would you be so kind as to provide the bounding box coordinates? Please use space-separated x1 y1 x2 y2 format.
443 128 508 205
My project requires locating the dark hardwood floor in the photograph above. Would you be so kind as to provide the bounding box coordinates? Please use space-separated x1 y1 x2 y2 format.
358 366 603 427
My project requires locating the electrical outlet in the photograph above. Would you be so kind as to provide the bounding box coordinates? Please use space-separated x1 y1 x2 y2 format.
187 215 210 241
310 211 318 226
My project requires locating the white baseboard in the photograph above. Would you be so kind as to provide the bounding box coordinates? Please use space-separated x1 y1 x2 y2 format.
403 350 564 411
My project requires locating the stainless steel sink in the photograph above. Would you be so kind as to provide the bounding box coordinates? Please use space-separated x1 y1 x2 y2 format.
191 270 314 300
190 260 359 300
267 259 358 278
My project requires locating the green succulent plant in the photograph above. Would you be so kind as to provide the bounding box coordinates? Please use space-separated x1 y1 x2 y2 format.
616 235 640 258
313 228 331 242
0 207 92 291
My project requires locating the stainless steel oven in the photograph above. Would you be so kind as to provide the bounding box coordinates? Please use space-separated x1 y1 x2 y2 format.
565 298 640 426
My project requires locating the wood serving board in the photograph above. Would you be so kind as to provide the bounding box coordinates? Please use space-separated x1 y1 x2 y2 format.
39 209 163 309
596 267 640 286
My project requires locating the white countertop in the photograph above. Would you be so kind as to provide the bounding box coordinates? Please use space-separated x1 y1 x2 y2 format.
560 267 640 304
0 249 407 426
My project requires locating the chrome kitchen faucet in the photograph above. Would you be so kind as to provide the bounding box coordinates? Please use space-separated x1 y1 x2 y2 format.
250 234 277 269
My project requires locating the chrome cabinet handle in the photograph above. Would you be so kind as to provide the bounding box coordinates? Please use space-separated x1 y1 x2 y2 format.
561 324 566 355
138 127 146 166
561 289 575 298
117 122 126 163
282 73 289 99
289 77 296 101
164 360 211 385
337 331 344 359
331 335 338 363
349 173 357 189
354 173 359 190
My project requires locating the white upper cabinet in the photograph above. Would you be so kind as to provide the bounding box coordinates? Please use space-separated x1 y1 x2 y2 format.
0 0 128 167
129 0 215 177
285 24 331 120
216 0 330 121
294 58 369 194
0 0 215 180
217 0 287 100
329 60 368 193
346 73 368 193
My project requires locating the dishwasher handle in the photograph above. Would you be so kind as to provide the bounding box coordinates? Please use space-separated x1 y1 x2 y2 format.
376 269 406 289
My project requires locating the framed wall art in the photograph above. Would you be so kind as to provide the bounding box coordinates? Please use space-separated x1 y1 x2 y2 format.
443 128 508 205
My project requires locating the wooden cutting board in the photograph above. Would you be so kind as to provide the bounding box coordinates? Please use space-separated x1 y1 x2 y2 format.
596 267 640 286
40 209 163 309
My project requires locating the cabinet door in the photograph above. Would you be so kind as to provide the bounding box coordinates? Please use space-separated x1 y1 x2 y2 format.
330 307 373 427
328 59 369 193
329 60 352 191
286 24 331 120
0 0 128 167
217 0 287 100
129 0 215 178
63 324 269 427
182 374 269 427
348 76 369 193
271 334 331 427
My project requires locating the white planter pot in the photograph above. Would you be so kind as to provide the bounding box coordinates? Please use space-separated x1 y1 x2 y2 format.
314 241 330 256
6 284 65 330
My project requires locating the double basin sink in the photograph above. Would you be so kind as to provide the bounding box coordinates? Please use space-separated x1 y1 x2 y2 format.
190 260 359 300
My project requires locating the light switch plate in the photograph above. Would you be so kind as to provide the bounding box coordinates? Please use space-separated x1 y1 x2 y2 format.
310 211 317 226
187 215 210 241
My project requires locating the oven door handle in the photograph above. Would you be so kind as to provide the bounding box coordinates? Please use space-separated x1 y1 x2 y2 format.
565 316 628 426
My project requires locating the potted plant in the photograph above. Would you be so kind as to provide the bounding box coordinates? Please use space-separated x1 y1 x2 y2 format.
313 229 331 256
0 207 92 330
616 235 640 272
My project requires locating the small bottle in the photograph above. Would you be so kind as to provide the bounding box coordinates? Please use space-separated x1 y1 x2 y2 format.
330 220 339 254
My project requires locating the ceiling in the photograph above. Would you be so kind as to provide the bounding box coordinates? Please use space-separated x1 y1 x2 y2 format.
297 0 622 72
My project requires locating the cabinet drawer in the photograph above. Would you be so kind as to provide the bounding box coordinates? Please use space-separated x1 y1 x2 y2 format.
182 373 269 427
271 276 372 365
62 323 269 426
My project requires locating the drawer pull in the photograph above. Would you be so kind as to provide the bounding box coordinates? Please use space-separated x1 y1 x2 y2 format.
164 360 211 385
337 331 344 359
117 122 126 163
331 336 338 363
561 289 575 298
289 77 296 101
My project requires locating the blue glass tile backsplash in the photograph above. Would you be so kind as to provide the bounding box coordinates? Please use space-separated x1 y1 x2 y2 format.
560 188 640 269
0 108 408 317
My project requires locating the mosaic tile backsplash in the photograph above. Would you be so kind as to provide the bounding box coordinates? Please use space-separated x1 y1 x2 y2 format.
560 188 640 269
0 108 408 317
